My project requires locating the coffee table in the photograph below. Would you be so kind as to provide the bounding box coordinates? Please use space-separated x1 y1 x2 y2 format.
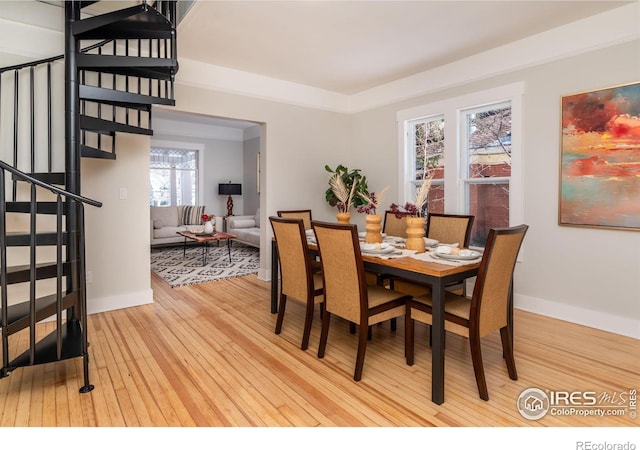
177 230 237 265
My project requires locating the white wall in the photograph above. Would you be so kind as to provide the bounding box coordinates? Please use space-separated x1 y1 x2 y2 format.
350 39 640 338
82 133 154 314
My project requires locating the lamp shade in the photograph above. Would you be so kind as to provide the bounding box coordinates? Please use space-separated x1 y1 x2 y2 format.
218 183 242 196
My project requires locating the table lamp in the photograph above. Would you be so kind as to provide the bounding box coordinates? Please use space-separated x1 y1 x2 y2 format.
218 182 242 216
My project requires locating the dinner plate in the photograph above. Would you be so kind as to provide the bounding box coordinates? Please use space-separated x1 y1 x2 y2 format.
358 231 387 239
424 238 439 247
432 250 481 261
361 246 396 255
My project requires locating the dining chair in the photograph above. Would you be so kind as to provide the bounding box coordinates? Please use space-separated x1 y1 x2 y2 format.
311 220 411 381
382 210 408 238
405 224 529 401
269 216 325 350
391 213 475 297
277 209 313 230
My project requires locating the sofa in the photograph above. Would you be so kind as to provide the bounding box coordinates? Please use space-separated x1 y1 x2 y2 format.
226 209 260 248
150 205 217 247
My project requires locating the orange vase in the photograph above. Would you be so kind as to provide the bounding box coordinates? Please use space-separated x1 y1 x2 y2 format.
364 214 383 243
336 212 351 224
405 216 426 252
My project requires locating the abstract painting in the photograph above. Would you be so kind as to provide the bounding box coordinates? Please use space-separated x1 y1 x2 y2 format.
559 81 640 231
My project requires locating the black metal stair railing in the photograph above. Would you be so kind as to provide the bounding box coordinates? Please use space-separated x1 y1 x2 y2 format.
0 0 177 392
0 159 101 391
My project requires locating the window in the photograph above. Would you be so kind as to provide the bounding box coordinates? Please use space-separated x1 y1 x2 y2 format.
398 83 523 249
150 148 199 207
461 102 512 247
407 115 445 214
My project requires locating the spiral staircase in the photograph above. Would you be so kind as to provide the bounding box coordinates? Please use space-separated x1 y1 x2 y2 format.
0 1 179 392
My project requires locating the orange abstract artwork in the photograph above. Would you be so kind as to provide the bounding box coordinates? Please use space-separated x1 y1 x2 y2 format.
560 81 640 230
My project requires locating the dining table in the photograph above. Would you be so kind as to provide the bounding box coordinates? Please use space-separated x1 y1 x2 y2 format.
270 234 482 405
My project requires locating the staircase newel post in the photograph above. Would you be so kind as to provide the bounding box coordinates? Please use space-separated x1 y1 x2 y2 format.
65 1 82 320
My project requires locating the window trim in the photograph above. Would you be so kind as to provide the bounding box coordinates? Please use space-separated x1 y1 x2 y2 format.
397 82 524 243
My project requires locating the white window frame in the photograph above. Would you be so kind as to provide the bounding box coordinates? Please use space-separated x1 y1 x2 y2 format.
397 82 524 248
150 139 205 207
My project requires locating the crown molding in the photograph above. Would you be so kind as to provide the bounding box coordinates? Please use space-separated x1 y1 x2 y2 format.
176 2 640 115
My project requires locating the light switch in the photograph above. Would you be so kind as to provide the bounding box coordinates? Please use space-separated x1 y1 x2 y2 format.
119 187 128 199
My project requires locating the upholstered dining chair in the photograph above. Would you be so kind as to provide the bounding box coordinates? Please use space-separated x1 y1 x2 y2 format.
269 216 324 351
391 213 475 297
405 224 529 401
277 209 321 272
311 220 411 381
382 210 408 238
277 209 313 231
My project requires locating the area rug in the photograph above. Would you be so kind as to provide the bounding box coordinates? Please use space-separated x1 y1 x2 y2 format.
151 243 259 288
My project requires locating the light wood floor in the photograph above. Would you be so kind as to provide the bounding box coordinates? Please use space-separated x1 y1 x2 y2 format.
1 272 638 427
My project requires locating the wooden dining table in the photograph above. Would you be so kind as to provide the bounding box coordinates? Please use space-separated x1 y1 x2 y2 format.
270 238 481 405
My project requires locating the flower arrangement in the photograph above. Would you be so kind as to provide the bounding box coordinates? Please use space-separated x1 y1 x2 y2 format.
357 186 389 215
329 173 358 213
201 214 215 223
389 173 434 218
325 164 369 211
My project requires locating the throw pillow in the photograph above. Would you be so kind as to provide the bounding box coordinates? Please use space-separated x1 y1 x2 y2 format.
178 205 205 226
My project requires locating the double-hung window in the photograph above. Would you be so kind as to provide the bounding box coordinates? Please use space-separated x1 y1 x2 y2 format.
149 148 199 207
398 83 523 249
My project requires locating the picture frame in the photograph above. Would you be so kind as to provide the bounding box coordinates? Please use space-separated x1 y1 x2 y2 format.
559 81 640 231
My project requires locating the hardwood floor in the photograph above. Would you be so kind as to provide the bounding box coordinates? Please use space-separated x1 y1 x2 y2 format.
1 272 638 428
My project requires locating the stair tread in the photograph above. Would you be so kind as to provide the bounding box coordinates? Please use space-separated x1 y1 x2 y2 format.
80 115 153 135
6 261 71 285
6 201 68 214
0 291 78 336
73 4 173 40
80 85 175 107
80 145 117 160
6 319 85 371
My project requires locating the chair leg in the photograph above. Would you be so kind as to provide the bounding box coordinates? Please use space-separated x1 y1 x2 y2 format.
301 300 315 351
469 333 489 401
274 294 287 334
390 318 397 332
354 322 369 381
317 312 331 359
349 322 356 334
367 325 372 340
405 310 415 366
500 326 518 380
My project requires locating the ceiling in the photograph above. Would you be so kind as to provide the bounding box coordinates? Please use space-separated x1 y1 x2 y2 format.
178 1 633 95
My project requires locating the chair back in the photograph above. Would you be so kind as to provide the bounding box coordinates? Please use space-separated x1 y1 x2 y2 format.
312 221 365 324
427 213 474 247
383 210 408 238
470 225 529 337
270 217 315 301
277 209 312 230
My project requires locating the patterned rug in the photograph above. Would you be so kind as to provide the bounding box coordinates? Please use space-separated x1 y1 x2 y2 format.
151 243 260 288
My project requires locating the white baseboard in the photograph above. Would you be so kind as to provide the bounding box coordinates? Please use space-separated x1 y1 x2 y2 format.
87 289 154 316
257 268 270 282
515 293 639 339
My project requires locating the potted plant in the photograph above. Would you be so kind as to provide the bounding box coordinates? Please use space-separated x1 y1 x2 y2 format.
324 164 369 223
